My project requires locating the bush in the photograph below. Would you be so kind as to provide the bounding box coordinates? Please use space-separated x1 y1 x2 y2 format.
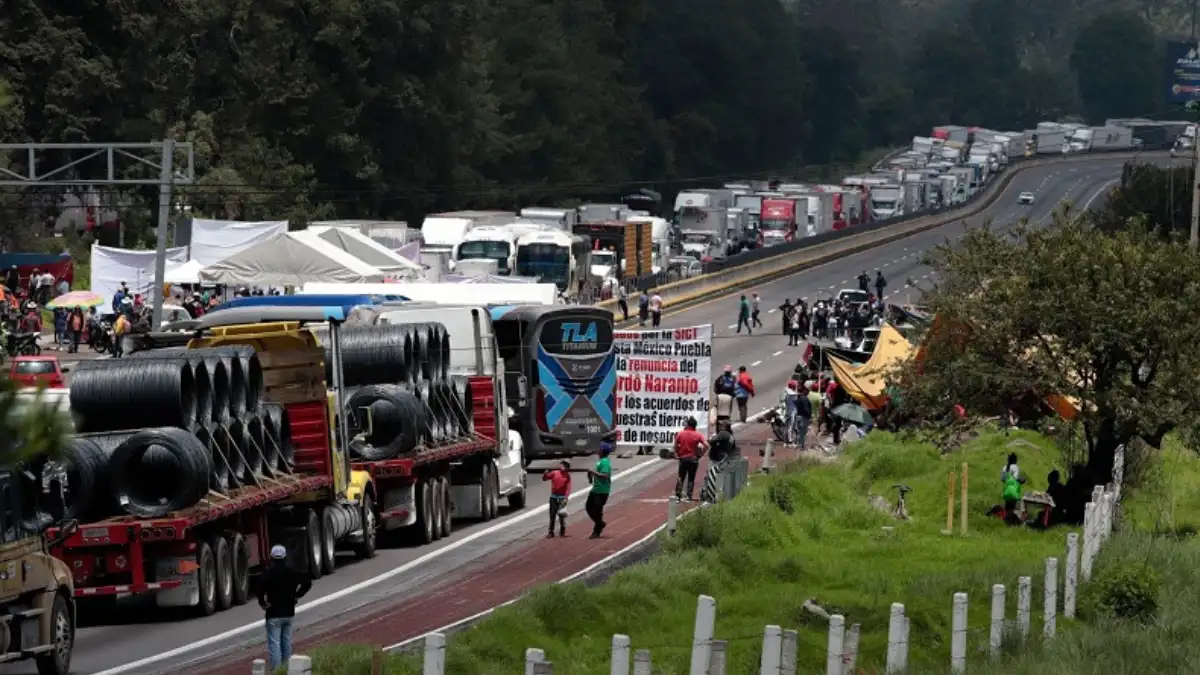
1081 564 1160 623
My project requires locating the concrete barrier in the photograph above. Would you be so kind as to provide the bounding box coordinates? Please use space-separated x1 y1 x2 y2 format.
601 150 1169 318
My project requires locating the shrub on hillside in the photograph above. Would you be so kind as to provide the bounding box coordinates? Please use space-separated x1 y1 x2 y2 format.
1081 564 1160 623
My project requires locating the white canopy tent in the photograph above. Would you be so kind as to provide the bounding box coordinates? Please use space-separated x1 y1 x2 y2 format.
300 281 559 305
188 219 288 266
90 244 189 304
309 226 423 276
164 259 205 285
200 230 386 287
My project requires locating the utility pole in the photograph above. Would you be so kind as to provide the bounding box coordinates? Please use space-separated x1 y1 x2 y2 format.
0 141 195 323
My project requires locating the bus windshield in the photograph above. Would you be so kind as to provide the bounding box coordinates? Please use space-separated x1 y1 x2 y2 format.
516 244 569 287
457 240 511 271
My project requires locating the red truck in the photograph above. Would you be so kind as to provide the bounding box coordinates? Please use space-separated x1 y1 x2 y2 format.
759 198 797 246
52 305 522 617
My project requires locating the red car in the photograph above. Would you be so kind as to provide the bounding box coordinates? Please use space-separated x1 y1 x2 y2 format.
9 355 65 389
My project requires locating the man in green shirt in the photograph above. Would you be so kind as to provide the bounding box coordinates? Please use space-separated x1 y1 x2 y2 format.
586 441 614 538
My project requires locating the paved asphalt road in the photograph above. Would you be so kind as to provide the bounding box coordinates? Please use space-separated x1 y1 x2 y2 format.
49 153 1177 675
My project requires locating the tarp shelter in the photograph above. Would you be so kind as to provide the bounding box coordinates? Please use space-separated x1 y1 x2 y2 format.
90 244 188 307
188 218 288 267
308 226 423 276
199 230 386 287
301 281 559 305
0 252 75 289
164 259 205 285
829 324 914 410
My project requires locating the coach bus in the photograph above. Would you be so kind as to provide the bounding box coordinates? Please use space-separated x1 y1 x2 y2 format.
490 304 616 461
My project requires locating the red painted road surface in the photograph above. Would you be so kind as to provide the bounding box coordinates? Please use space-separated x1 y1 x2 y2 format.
188 421 784 675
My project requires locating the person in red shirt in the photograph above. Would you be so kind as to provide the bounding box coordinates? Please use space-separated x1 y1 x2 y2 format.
542 461 571 537
735 366 756 421
673 417 709 501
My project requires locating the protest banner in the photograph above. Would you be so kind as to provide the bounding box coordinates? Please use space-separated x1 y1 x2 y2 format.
614 324 713 447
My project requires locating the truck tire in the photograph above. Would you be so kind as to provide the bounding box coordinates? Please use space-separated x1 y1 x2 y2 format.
229 533 251 606
319 508 337 576
211 535 234 611
355 494 377 559
305 509 323 580
437 476 452 539
507 467 527 510
35 592 73 675
489 462 502 516
196 541 218 617
480 463 495 521
415 481 435 545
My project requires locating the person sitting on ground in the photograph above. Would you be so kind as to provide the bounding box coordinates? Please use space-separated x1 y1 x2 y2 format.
1046 469 1068 526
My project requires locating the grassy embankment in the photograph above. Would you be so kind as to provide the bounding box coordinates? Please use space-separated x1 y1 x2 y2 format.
308 428 1200 675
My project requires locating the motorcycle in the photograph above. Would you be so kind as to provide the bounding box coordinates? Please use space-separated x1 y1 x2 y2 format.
90 320 113 354
764 404 789 443
4 331 41 357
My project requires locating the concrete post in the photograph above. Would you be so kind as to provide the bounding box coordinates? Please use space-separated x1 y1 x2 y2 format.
286 656 312 675
668 497 679 536
1044 557 1058 640
690 595 717 675
252 659 266 675
951 593 968 673
763 440 775 472
633 650 652 675
842 623 861 675
898 618 910 673
423 633 446 675
781 629 798 675
826 615 846 675
525 648 545 675
1017 576 1032 640
885 603 906 674
709 641 727 675
1064 532 1079 618
612 634 631 675
760 625 783 675
989 584 1005 656
1082 503 1097 581
532 662 554 675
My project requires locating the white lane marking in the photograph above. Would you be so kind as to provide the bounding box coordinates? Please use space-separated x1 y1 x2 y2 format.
93 458 665 675
727 324 737 329
751 360 762 367
773 350 783 357
767 308 776 314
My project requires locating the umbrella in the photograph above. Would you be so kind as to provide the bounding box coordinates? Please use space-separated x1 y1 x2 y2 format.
832 403 874 426
46 290 105 309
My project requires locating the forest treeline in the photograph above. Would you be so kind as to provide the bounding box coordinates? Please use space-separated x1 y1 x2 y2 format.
0 0 1177 230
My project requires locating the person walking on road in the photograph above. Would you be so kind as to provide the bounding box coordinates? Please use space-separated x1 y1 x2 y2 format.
750 293 763 328
735 365 755 421
542 461 571 537
255 545 312 672
857 271 870 292
649 290 663 327
637 290 650 326
700 426 737 504
788 306 803 346
874 270 887 301
673 417 708 501
586 440 614 538
736 295 753 334
616 286 629 321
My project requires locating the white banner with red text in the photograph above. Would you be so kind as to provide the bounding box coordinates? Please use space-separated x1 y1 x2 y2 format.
614 324 713 447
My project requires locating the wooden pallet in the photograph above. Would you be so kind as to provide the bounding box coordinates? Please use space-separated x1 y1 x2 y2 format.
257 347 326 404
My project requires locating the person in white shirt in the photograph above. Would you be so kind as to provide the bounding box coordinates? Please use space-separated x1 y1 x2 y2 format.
649 291 663 327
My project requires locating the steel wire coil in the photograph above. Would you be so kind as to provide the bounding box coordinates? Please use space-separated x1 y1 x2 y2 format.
213 420 248 487
246 412 279 477
223 418 262 482
346 385 423 460
333 325 415 386
194 424 233 492
61 433 137 520
134 348 233 423
211 346 264 412
261 403 294 473
108 427 212 518
70 360 196 432
449 375 475 436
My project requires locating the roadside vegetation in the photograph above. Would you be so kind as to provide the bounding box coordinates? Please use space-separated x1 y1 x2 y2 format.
309 428 1200 675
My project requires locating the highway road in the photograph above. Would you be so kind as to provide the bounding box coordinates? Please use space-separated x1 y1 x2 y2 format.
57 153 1174 675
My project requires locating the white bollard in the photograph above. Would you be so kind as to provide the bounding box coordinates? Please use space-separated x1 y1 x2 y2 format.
633 650 652 675
842 623 861 675
525 648 546 675
989 584 1005 656
781 629 799 675
252 659 266 675
532 662 554 675
1103 492 1115 540
1044 557 1059 640
423 633 446 675
763 440 775 472
286 656 312 675
885 603 906 674
760 625 783 675
1064 531 1079 618
1017 576 1032 640
898 618 910 673
668 497 679 536
826 615 846 675
612 634 631 675
1082 503 1097 581
1112 445 1126 499
950 593 968 673
710 640 728 675
690 595 717 675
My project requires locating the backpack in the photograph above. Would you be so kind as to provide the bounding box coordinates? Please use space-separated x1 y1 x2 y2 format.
1002 474 1022 502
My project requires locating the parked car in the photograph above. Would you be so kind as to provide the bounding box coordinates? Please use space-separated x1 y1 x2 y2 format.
9 355 65 388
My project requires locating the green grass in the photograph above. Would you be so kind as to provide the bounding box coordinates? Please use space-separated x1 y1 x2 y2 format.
310 428 1127 675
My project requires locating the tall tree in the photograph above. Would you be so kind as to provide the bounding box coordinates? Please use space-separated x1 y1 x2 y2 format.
1071 8 1161 123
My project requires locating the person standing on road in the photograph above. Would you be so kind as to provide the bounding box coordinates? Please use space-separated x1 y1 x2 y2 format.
255 545 312 672
542 461 572 537
736 295 753 334
673 417 708 501
788 307 803 346
637 290 650 326
874 271 887 301
857 271 870 292
586 440 613 538
649 290 663 327
616 286 629 322
700 425 737 503
778 298 793 335
751 293 763 328
735 365 755 421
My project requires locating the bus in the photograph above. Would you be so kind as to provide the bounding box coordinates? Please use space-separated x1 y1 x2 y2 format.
490 305 616 461
514 230 591 299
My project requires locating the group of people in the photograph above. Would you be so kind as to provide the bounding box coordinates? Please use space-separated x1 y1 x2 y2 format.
613 287 665 327
539 438 614 539
780 368 850 449
999 453 1091 529
777 294 887 347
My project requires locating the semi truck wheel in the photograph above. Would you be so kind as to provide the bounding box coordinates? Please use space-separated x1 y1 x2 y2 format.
507 467 527 509
355 494 378 559
35 592 73 675
211 536 234 611
437 477 452 539
305 509 323 580
418 481 436 544
196 541 218 616
489 462 503 515
479 463 495 521
229 533 251 606
320 508 337 575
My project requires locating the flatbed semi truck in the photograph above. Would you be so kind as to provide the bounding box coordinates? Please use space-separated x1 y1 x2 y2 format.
52 301 522 617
